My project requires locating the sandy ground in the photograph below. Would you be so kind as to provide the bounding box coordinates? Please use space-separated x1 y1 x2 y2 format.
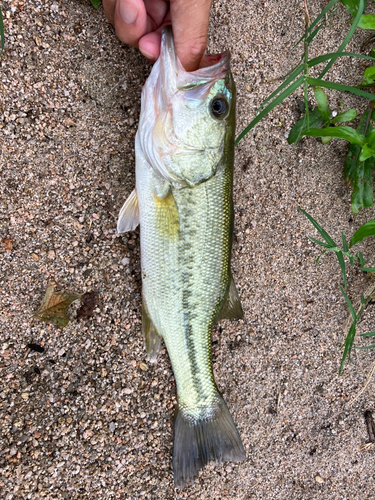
2 0 375 498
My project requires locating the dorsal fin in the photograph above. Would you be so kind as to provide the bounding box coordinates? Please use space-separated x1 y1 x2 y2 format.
117 189 139 233
217 274 244 321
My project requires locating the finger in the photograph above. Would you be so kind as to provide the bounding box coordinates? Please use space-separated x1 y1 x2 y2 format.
138 11 171 61
170 0 212 72
144 0 169 30
114 0 148 47
102 0 117 25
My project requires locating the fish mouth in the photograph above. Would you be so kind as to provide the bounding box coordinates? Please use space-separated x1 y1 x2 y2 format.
160 26 230 93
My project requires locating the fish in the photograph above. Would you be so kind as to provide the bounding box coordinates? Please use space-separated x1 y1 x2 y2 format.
117 26 246 487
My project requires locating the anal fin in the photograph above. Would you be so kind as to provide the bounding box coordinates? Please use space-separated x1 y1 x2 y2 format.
117 189 139 233
142 304 162 362
217 274 244 321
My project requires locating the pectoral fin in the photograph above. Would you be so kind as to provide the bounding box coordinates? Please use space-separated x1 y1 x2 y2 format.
142 304 162 362
154 190 180 239
217 274 244 321
117 189 139 233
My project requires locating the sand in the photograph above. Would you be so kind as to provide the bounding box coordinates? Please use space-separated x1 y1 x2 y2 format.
1 0 375 498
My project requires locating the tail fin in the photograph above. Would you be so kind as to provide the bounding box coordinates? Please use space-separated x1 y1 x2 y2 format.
172 394 246 487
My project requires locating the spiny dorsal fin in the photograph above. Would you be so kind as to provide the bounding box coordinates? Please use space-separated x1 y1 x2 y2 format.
117 189 139 233
217 274 244 321
142 304 162 362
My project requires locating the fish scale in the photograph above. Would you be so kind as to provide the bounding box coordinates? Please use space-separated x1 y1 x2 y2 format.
117 27 245 487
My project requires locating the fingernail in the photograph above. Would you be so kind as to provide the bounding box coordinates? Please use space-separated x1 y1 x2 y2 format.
119 0 138 24
139 48 156 61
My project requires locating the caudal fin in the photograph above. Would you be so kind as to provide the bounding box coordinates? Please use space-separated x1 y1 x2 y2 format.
172 395 246 487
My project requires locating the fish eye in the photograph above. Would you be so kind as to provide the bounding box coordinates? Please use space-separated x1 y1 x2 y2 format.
210 97 228 119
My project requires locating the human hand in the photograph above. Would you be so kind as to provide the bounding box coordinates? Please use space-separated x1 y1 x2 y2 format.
102 0 212 72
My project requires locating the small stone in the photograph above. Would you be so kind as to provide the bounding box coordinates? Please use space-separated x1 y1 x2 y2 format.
121 257 130 266
123 388 132 395
83 429 93 439
21 393 29 400
139 362 148 371
109 422 116 432
315 475 324 484
64 118 76 127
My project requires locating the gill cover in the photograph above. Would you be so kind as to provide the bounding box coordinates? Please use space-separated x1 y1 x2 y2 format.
138 26 234 188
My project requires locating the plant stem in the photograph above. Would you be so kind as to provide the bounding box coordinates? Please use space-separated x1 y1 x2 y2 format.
303 0 311 130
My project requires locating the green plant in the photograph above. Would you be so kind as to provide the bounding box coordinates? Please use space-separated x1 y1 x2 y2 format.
301 208 375 374
89 0 101 8
236 0 375 213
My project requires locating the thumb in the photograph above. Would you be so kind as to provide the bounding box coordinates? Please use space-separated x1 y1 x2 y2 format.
170 0 212 72
113 0 148 47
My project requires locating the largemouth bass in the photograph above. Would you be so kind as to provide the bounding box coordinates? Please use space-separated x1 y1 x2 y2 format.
118 27 245 487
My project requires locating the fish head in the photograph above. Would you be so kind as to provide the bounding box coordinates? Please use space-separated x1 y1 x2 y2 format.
139 26 235 188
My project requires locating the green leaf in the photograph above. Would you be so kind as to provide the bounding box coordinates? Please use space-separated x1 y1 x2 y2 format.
331 109 357 123
355 343 375 349
361 66 375 86
321 136 333 144
303 125 366 145
90 0 101 8
236 77 304 144
342 231 349 253
358 14 375 28
306 77 375 101
339 320 357 375
294 0 341 48
366 129 375 148
308 236 337 249
256 66 304 114
351 156 375 213
33 284 82 327
361 293 366 305
299 209 337 247
340 0 367 18
342 232 354 265
344 111 370 183
337 251 347 289
321 0 365 78
340 286 357 321
305 8 340 45
358 251 365 266
287 109 326 144
350 219 375 246
314 87 330 122
359 144 375 161
309 52 375 68
360 331 375 337
360 266 375 272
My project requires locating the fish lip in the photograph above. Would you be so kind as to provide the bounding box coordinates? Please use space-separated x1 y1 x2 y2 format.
160 26 230 91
